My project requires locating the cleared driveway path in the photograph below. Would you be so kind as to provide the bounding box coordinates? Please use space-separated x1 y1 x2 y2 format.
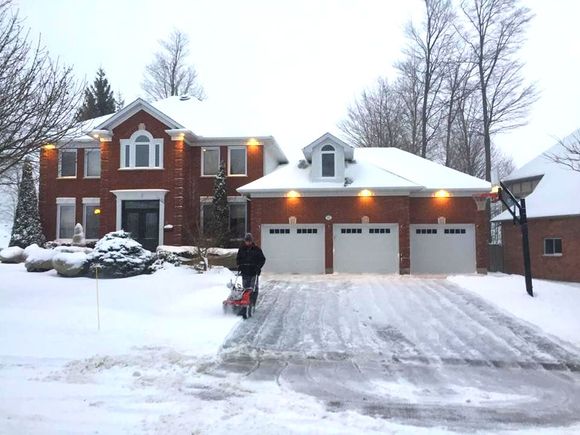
215 275 580 431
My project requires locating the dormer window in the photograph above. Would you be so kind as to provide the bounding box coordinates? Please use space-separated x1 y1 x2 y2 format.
321 145 335 177
120 130 163 169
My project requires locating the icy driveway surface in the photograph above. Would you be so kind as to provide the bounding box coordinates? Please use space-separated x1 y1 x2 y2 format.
216 275 580 431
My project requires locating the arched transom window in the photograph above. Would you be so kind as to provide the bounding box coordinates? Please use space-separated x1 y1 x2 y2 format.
321 144 335 177
120 130 163 169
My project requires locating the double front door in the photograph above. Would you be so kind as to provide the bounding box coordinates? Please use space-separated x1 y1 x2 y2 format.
122 200 159 251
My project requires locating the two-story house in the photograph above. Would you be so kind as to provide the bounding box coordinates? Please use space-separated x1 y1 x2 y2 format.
39 96 287 251
493 130 580 282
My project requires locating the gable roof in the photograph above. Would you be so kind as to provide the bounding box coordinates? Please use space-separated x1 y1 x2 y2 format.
95 98 185 131
238 145 490 196
302 132 355 161
494 129 580 221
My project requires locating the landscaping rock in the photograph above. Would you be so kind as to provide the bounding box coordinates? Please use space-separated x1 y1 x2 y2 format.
0 246 25 263
52 252 88 277
25 247 56 272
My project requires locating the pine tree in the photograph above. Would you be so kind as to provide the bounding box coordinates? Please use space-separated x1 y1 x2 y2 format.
77 68 118 121
9 160 46 248
211 161 229 247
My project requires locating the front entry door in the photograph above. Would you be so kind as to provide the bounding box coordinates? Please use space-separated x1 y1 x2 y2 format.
121 200 160 251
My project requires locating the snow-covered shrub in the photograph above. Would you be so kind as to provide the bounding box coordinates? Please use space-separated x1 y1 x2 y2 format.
148 250 182 273
25 247 56 272
0 246 24 263
72 223 86 246
86 231 153 278
52 252 88 277
54 245 93 254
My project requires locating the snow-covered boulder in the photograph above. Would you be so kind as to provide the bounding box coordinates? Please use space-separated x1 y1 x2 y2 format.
54 245 93 254
22 243 41 260
25 247 56 272
52 252 88 277
86 231 153 278
0 246 25 263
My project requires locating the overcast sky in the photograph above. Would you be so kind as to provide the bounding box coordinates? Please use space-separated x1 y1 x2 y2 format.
16 0 580 167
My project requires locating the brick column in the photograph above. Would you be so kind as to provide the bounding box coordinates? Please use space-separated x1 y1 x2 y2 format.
172 139 185 244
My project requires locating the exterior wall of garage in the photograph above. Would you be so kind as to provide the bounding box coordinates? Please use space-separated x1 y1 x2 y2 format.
501 216 580 282
249 195 488 273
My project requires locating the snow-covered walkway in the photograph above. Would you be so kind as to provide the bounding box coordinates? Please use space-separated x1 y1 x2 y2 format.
216 275 580 431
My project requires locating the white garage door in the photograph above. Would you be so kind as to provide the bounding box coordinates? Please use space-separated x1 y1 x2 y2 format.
260 224 325 274
410 224 476 274
333 224 399 273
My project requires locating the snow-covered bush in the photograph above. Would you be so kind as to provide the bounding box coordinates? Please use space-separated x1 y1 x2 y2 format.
54 245 93 254
86 231 153 278
0 246 24 263
148 250 182 272
72 223 85 246
52 252 88 277
25 247 56 272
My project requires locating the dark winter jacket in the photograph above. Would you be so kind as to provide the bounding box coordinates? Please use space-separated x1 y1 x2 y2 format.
236 243 266 276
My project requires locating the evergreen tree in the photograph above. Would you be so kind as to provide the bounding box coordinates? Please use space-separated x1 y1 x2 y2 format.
9 160 45 248
211 161 229 247
77 68 118 121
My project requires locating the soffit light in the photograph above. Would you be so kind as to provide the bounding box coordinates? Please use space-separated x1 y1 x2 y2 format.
247 138 261 147
286 190 301 198
433 189 451 198
358 189 374 197
43 144 56 150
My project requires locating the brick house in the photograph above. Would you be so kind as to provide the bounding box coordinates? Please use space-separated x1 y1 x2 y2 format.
39 99 491 274
39 96 287 251
238 133 491 274
494 131 580 282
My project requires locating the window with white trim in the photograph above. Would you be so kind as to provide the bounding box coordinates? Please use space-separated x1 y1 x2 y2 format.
57 200 76 239
120 130 163 169
83 200 100 240
58 150 77 177
228 147 247 176
321 144 335 177
544 238 562 256
202 147 220 176
84 149 101 177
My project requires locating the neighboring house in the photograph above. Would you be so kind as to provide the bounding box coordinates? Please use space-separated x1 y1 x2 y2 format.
238 133 491 274
39 96 287 251
493 131 580 282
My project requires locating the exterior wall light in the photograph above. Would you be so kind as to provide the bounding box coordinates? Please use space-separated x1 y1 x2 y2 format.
433 189 451 198
358 189 374 197
286 190 301 198
94 208 101 215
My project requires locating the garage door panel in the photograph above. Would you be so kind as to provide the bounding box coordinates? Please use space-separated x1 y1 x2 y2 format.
410 224 476 274
261 225 325 274
334 224 399 273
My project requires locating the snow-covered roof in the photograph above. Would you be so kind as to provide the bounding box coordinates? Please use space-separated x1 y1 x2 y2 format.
494 129 580 221
238 147 490 195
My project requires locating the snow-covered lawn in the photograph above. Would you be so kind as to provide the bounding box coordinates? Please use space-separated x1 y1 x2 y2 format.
449 273 580 348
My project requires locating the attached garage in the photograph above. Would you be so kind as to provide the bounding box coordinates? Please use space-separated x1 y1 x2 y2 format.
260 224 325 273
410 224 476 274
333 224 399 273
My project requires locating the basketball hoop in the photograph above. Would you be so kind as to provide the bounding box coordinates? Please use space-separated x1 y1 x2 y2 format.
473 192 500 211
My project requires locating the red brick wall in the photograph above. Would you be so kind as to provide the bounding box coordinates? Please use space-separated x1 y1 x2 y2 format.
502 216 580 282
39 147 100 240
410 197 489 271
249 195 488 273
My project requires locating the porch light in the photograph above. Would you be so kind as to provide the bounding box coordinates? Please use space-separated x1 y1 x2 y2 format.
286 190 301 198
433 189 451 198
358 189 374 197
43 144 56 150
93 208 101 215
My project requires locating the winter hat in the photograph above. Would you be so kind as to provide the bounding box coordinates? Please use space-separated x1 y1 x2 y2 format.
244 233 254 242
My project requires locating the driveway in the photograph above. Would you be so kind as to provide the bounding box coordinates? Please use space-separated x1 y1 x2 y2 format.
214 275 580 431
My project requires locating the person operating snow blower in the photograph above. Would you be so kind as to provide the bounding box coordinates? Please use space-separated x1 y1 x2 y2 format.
236 233 266 307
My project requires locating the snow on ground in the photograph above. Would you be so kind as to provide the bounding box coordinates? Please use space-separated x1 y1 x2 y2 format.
449 273 580 347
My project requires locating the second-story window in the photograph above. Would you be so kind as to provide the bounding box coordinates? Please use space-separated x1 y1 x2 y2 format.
84 149 101 178
228 147 247 176
321 144 335 177
120 130 163 169
58 149 77 178
202 147 220 176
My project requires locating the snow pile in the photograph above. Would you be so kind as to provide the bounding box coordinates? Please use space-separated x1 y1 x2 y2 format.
449 273 580 346
158 245 238 257
0 246 24 263
87 231 153 278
